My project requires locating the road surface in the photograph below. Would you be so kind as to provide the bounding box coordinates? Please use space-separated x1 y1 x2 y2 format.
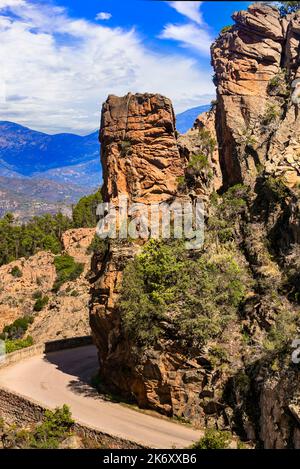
0 345 201 448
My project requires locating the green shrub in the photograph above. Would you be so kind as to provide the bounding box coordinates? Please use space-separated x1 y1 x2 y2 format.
86 235 107 255
262 103 280 124
192 429 231 449
5 336 33 353
30 405 74 449
32 290 43 300
10 266 22 278
52 254 84 292
264 307 298 351
2 316 34 340
269 75 281 88
0 405 74 449
188 154 209 172
198 128 216 154
265 176 289 202
218 227 235 243
33 296 49 312
220 25 232 34
0 212 73 267
177 175 186 190
119 239 248 348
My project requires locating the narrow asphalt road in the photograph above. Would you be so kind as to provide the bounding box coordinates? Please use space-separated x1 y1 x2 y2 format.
0 345 201 448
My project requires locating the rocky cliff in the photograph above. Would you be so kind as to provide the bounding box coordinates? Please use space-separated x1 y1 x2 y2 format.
90 3 300 448
0 228 94 342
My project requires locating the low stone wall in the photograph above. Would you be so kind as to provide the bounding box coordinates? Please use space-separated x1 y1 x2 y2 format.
0 335 93 369
0 387 143 449
0 335 145 448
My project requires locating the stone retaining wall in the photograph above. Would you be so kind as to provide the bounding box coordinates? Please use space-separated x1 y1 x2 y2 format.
0 335 93 369
0 387 143 449
0 336 144 448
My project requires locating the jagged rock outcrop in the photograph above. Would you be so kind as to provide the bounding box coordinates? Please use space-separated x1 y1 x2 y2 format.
100 93 184 204
90 4 300 448
211 2 300 191
90 94 192 395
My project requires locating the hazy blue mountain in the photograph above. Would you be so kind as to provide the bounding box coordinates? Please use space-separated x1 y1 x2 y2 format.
0 121 100 181
176 105 210 134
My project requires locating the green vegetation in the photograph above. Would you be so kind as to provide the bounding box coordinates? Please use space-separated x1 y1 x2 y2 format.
268 69 289 97
119 238 248 348
53 254 84 292
262 103 280 125
198 128 216 155
0 405 74 449
0 316 33 340
177 175 186 190
191 429 231 449
208 184 249 243
5 336 33 353
264 307 298 351
240 128 257 148
86 235 107 256
33 294 49 312
279 1 300 14
0 188 102 268
265 176 290 202
72 189 102 228
0 212 71 267
220 25 232 34
188 153 209 172
30 405 74 449
10 265 22 278
119 140 132 157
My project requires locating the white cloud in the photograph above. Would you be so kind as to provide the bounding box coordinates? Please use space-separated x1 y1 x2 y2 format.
168 1 203 25
95 12 112 21
160 1 213 57
0 0 214 134
159 23 212 55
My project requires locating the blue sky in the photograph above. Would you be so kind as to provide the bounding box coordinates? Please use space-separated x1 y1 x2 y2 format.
0 1 251 134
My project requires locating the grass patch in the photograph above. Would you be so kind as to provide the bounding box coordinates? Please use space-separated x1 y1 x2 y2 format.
5 336 33 353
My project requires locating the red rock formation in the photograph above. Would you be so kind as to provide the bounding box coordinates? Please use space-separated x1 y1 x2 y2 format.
211 2 299 190
100 93 184 205
90 4 300 445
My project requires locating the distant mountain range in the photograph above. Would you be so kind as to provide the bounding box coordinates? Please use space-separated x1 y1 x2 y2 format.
0 104 209 220
0 121 100 186
175 104 210 134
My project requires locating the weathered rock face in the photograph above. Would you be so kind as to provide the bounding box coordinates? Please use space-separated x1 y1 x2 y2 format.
90 93 190 393
90 5 300 447
90 93 238 427
178 108 222 196
258 366 300 449
100 93 184 205
211 3 300 190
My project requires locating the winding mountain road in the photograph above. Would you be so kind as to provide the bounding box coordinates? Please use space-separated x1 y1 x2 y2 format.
0 345 201 448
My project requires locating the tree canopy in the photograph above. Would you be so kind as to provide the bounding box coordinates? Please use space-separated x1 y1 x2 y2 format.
0 188 102 267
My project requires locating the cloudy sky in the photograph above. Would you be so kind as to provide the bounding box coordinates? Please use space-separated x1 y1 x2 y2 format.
0 0 250 134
